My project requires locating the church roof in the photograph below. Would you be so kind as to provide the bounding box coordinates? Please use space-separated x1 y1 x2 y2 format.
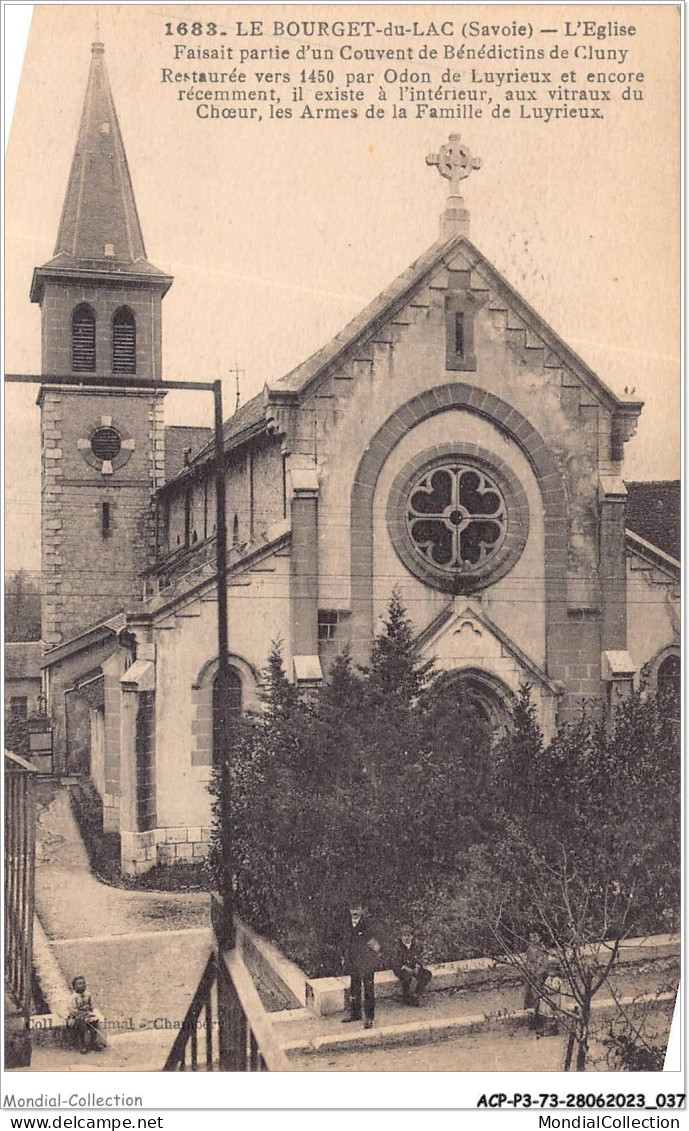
163 229 643 490
31 42 171 302
267 233 642 423
168 391 266 481
165 426 213 481
214 392 266 453
271 236 461 396
625 481 681 562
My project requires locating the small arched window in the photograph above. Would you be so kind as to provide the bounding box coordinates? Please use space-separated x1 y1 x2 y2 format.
112 306 136 374
212 666 243 762
657 654 681 702
72 304 96 372
232 515 240 547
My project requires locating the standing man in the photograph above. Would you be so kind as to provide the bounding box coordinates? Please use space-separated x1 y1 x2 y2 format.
341 903 381 1029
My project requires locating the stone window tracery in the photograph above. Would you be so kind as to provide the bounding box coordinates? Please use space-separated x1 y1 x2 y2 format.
406 463 507 575
77 415 135 475
387 444 529 594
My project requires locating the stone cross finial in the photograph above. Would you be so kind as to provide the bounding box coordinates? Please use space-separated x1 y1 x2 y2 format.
426 135 481 197
427 135 480 238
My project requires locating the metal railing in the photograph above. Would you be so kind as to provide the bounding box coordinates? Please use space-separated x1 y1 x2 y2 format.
4 751 38 1021
163 946 288 1071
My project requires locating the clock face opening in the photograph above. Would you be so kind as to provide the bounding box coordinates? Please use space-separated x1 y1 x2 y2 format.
90 426 123 463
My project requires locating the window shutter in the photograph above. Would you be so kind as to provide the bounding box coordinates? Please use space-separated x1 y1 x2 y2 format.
72 305 96 372
113 307 136 373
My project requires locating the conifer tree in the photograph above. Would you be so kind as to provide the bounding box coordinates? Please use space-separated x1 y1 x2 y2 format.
493 682 544 818
366 590 434 707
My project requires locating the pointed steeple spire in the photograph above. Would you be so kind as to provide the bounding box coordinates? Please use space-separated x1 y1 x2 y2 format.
54 41 147 265
31 41 171 303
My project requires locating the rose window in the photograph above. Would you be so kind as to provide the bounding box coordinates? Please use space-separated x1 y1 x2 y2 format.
405 463 507 575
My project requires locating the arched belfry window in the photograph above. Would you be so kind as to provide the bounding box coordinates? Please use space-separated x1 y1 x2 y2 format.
113 306 136 374
72 304 96 372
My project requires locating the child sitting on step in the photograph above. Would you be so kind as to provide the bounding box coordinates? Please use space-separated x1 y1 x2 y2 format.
66 976 105 1055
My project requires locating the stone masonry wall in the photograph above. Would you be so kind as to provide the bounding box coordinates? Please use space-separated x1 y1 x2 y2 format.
40 387 166 645
286 245 625 719
41 279 162 380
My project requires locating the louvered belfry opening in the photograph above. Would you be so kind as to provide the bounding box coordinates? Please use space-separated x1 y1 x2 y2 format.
72 304 96 371
113 306 136 373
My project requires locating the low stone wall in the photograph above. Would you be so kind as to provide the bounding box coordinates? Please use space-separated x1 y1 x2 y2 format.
306 956 512 1017
234 918 305 1011
31 915 72 1025
301 934 680 1017
120 826 212 875
209 897 306 1011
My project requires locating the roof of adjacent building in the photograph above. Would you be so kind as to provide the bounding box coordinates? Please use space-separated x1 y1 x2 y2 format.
165 426 213 481
40 609 127 669
625 481 681 562
4 642 43 681
31 42 171 301
169 392 267 480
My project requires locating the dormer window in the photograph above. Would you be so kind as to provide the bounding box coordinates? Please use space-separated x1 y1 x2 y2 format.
113 306 136 373
72 304 96 371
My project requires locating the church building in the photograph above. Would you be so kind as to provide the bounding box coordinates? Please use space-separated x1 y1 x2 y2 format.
32 43 680 874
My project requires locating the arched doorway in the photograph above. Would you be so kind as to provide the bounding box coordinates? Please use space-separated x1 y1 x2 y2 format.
435 668 512 740
212 666 243 763
425 668 511 802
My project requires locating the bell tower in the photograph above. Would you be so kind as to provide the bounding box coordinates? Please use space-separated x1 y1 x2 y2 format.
31 41 173 646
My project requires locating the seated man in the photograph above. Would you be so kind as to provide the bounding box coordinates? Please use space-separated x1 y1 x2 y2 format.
392 924 432 1006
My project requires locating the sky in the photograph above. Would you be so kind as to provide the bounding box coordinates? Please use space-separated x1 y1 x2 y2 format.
4 4 681 575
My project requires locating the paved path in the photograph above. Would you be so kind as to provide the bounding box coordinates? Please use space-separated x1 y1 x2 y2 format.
27 782 214 1072
35 783 209 940
27 1030 180 1073
289 1025 567 1072
289 1007 676 1072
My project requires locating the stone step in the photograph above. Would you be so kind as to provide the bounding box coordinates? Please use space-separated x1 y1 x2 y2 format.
283 989 676 1059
